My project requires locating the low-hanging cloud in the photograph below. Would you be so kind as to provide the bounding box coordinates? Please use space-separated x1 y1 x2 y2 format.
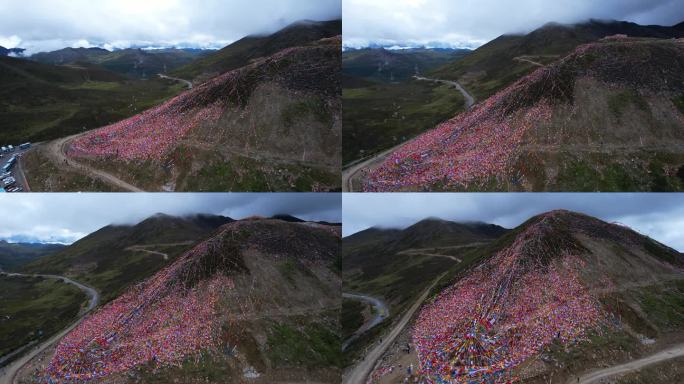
0 0 341 54
343 193 684 251
0 193 341 244
343 0 684 49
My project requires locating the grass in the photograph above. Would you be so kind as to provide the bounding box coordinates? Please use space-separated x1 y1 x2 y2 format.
22 147 120 192
633 281 684 331
616 356 684 384
266 322 341 368
0 56 184 144
343 78 465 165
0 275 86 357
190 154 338 192
673 94 684 115
547 327 639 372
608 89 650 118
281 98 331 128
341 299 365 340
546 152 684 192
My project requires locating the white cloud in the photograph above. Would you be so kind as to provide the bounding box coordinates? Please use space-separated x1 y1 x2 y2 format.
343 0 684 49
343 193 684 251
0 0 341 54
0 193 341 244
0 34 21 48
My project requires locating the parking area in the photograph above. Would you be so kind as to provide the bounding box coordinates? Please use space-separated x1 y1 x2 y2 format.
1 143 32 192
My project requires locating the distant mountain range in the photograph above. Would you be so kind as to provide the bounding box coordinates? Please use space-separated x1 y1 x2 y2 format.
0 46 25 57
0 240 65 271
343 47 470 83
30 47 211 79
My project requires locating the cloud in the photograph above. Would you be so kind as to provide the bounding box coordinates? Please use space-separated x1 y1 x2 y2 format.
0 0 341 54
0 193 341 244
343 0 684 49
342 193 684 251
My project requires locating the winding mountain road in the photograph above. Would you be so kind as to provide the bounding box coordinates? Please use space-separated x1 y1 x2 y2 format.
342 76 475 192
125 242 194 261
44 133 143 192
158 73 193 89
342 293 390 351
568 343 684 384
343 273 447 384
0 271 99 384
414 76 475 109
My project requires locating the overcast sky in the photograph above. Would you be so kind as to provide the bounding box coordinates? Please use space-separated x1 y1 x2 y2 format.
0 193 341 244
343 193 684 251
343 0 684 49
0 0 341 54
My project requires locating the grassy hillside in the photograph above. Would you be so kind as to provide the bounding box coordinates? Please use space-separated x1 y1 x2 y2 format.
342 219 508 363
31 47 209 79
342 48 469 83
0 275 86 358
343 78 465 164
342 47 470 164
0 56 184 144
431 19 684 100
22 214 232 303
172 19 341 84
0 241 65 271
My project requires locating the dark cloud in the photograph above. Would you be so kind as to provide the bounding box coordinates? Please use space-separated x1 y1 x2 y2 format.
343 193 684 251
343 0 684 49
0 193 341 244
0 0 341 54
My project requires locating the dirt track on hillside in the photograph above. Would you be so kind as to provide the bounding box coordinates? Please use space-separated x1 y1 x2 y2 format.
44 134 143 192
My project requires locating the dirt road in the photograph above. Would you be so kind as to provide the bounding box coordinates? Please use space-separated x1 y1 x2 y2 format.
343 273 447 384
158 73 193 89
0 271 99 384
44 134 143 192
513 56 545 67
342 77 475 192
125 242 194 261
414 76 475 109
342 293 390 351
569 343 684 384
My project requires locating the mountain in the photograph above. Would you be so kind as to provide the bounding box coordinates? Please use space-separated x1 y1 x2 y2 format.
364 36 684 191
0 46 25 57
22 213 233 302
0 55 182 144
343 47 470 83
58 34 341 192
411 210 684 383
38 218 341 383
31 47 210 78
431 19 684 100
172 19 341 84
0 241 65 271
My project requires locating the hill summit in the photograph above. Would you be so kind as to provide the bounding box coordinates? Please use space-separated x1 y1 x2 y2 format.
365 37 684 191
44 218 341 382
412 210 682 383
